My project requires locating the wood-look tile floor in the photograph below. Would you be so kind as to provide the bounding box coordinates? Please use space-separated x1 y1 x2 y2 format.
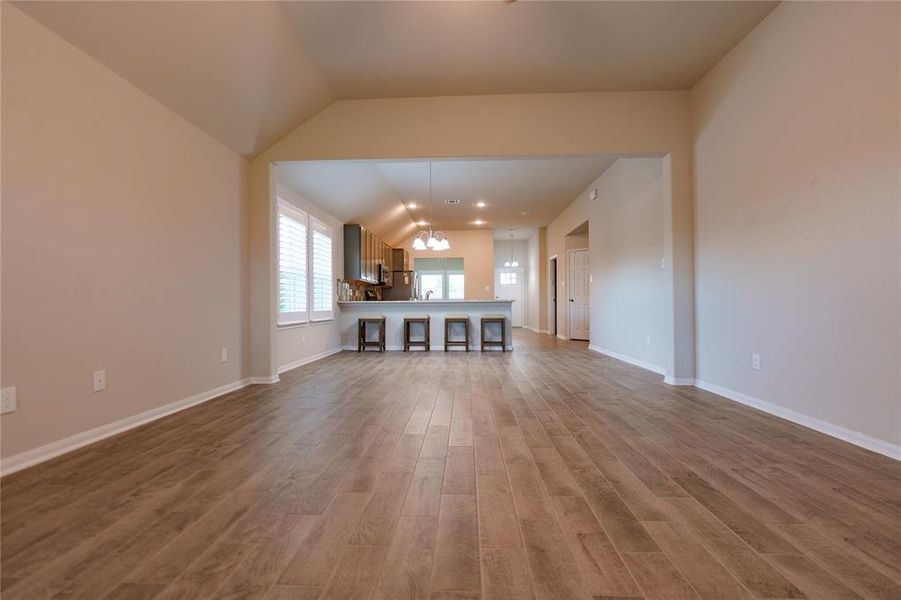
2 330 900 599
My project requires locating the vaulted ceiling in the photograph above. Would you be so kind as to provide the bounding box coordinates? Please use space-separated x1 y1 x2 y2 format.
14 1 777 158
275 156 616 244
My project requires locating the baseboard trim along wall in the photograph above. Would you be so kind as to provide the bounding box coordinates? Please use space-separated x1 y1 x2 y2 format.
664 377 696 386
0 378 252 477
278 347 343 374
248 375 280 385
588 344 666 376
524 326 549 334
694 379 901 461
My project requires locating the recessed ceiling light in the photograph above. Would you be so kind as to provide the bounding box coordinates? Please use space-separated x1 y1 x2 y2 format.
416 220 428 226
407 202 417 209
474 219 485 225
475 201 487 208
520 211 530 215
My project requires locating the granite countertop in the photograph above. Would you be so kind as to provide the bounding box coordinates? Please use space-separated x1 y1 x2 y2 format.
338 299 514 304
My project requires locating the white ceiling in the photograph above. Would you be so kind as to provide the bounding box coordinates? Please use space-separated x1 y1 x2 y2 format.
278 1 777 98
14 1 776 158
276 156 616 243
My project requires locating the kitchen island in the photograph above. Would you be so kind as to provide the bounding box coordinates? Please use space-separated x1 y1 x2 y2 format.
338 300 514 351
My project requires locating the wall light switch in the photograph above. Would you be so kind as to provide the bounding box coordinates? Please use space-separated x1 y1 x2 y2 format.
1 387 17 414
661 258 667 270
589 188 598 201
221 348 228 363
646 335 652 347
93 370 106 392
752 353 761 370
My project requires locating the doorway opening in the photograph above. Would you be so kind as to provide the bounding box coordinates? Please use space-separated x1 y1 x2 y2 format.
565 221 590 341
495 267 524 327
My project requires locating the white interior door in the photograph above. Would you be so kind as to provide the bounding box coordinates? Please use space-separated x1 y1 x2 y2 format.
495 268 524 327
568 250 590 340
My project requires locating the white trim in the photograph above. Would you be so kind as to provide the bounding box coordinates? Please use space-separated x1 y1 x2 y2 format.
694 379 901 461
1 378 252 477
589 345 666 376
278 347 343 374
249 375 280 385
664 377 696 386
556 334 570 341
524 326 549 334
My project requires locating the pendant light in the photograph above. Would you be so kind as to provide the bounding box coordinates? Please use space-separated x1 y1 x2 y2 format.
504 230 519 267
411 163 451 252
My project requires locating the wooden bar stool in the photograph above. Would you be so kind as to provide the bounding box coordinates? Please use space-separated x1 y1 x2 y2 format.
480 314 507 352
444 315 470 352
403 315 430 352
357 315 386 352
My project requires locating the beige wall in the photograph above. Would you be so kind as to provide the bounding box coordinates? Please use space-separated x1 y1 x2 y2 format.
1 6 249 460
274 182 344 372
692 2 900 448
526 229 547 331
249 92 696 380
590 159 668 370
405 229 495 300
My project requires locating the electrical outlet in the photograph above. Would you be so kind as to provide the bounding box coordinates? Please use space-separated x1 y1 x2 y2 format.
752 353 761 370
221 348 228 363
661 258 667 270
1 387 17 415
93 370 106 392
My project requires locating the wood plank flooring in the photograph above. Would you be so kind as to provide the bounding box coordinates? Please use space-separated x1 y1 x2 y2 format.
2 330 900 599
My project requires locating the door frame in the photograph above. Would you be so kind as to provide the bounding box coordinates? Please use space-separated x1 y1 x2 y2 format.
549 255 558 336
566 247 590 340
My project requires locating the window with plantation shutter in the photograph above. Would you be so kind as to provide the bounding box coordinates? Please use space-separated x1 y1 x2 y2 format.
277 199 308 324
310 216 333 321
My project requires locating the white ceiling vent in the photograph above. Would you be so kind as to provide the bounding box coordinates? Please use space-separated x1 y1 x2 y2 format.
445 198 462 205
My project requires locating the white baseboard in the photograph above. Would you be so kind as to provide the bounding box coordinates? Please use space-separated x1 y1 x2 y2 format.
524 326 549 334
694 379 901 461
664 377 695 386
248 375 280 385
0 377 252 477
589 345 666 376
556 334 570 341
278 347 343 374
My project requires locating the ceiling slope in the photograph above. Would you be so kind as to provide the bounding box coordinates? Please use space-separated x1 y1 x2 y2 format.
279 1 777 98
14 1 334 157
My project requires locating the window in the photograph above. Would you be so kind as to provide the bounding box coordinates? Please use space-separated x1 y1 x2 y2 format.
415 258 464 301
447 272 465 299
277 199 308 324
499 271 518 286
420 272 445 300
310 217 333 321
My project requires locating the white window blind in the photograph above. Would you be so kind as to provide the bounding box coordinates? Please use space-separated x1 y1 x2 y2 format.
277 200 308 324
311 216 333 320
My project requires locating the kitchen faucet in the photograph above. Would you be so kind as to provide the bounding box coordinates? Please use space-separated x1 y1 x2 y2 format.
424 290 434 300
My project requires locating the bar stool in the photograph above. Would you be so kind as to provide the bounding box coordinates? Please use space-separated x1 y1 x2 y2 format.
444 315 470 352
403 315 430 352
357 315 386 352
480 314 507 352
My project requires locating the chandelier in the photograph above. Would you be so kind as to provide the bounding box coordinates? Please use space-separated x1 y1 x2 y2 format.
412 163 450 251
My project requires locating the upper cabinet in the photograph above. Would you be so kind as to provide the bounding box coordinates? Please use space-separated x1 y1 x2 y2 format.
344 224 391 285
